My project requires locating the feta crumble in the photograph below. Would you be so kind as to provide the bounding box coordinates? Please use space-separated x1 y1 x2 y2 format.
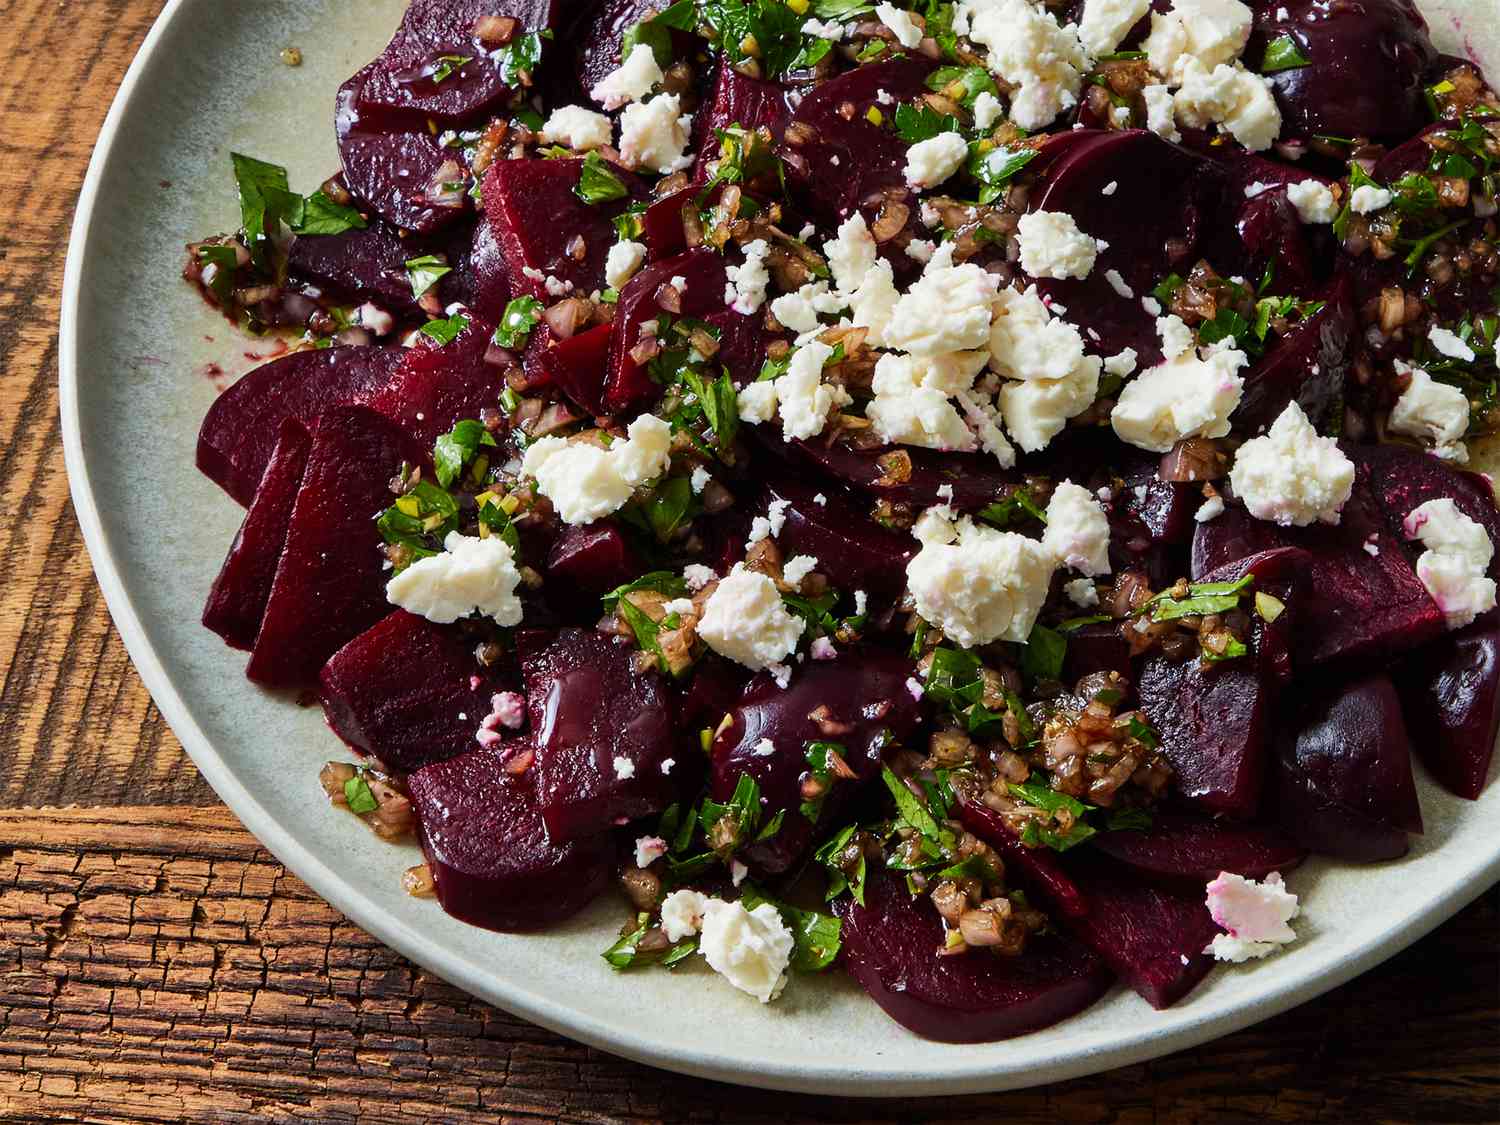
1404 498 1497 629
1228 402 1355 527
540 105 613 151
782 554 818 587
905 131 970 190
1430 325 1477 363
1285 178 1338 224
1351 184 1394 214
876 1 924 47
604 238 646 290
906 511 1056 647
618 93 693 174
1078 0 1151 57
1389 361 1471 463
386 532 524 626
612 755 636 780
1064 577 1099 608
633 836 667 868
774 341 850 441
1111 341 1247 453
660 889 709 942
725 239 771 314
1205 871 1300 962
697 564 806 669
1043 481 1113 575
961 0 1087 130
886 263 1000 355
591 44 663 110
522 414 673 524
683 563 717 591
1017 210 1099 280
698 898 795 1003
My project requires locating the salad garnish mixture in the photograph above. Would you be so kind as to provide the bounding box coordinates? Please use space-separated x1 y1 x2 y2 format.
189 0 1500 1039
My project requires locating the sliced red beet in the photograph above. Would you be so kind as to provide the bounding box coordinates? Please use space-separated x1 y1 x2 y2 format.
1397 613 1500 799
518 627 678 841
409 745 614 932
1093 812 1305 887
711 648 921 875
246 407 421 689
1060 621 1132 683
202 419 312 650
954 793 1089 919
336 66 472 235
1028 130 1228 362
1246 0 1438 142
763 479 915 597
575 0 678 96
466 212 515 322
778 58 936 226
692 66 792 183
319 609 513 772
1233 274 1355 435
362 315 506 452
833 868 1113 1043
197 345 407 506
357 0 561 122
544 521 643 603
530 322 613 415
1062 852 1221 1009
286 216 472 320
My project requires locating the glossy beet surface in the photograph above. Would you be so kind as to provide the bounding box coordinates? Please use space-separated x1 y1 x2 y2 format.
1093 813 1305 886
711 649 921 875
287 216 472 320
574 0 675 95
544 521 643 604
834 869 1113 1042
319 610 513 772
955 794 1090 919
362 315 507 453
763 479 916 597
763 432 1021 511
202 419 310 650
693 67 792 183
1232 274 1355 436
519 628 678 841
1398 614 1500 799
409 745 614 932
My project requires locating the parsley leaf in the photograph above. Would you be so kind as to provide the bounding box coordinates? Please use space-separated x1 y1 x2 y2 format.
405 253 452 300
893 102 961 142
230 153 304 268
295 190 367 236
419 312 471 345
1261 34 1311 73
575 151 630 205
432 419 497 489
494 295 544 349
1020 623 1066 685
739 884 842 972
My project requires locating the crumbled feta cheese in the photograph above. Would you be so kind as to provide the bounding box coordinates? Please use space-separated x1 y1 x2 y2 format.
1351 184 1394 214
775 341 850 441
355 302 394 336
1205 871 1300 962
698 898 795 1003
1143 83 1182 142
1195 494 1225 522
633 836 667 868
747 498 792 548
1404 498 1497 629
1228 402 1355 527
955 388 1018 467
478 690 526 735
1389 361 1471 463
697 564 805 669
824 213 878 295
876 1 923 47
1064 577 1099 608
540 104 614 151
771 282 827 334
906 512 1056 647
1285 178 1338 224
846 259 901 347
1104 269 1134 298
1017 210 1099 280
1144 0 1253 85
997 362 1101 453
689 466 712 496
737 379 780 425
612 755 636 780
660 889 709 941
730 859 750 886
1430 326 1477 362
1104 347 1138 377
522 414 673 524
886 264 1000 355
813 493 827 506
1172 61 1281 152
905 131 970 190
1156 314 1196 360
591 44 663 110
386 532 524 626
972 91 1003 130
1078 0 1151 57
810 635 837 660
725 238 771 314
618 93 693 174
1043 480 1112 575
989 286 1088 381
905 238 938 264
802 16 845 38
683 563 717 591
604 239 646 290
1111 343 1247 452
866 372 977 452
962 0 1087 130
661 757 675 774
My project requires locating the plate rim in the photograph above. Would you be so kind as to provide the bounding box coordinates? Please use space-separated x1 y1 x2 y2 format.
57 0 1500 1096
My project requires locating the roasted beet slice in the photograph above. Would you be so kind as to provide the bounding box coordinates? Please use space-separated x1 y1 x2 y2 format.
202 419 312 650
319 610 513 771
357 0 561 122
1060 621 1132 683
409 745 613 932
466 213 515 322
286 216 472 320
1397 614 1500 799
530 323 613 415
544 521 643 603
363 315 506 452
764 479 915 597
711 649 921 875
778 58 936 225
954 793 1090 919
575 0 678 95
692 66 792 183
1062 853 1221 1009
833 869 1112 1042
519 627 678 840
247 407 422 688
1232 274 1355 435
1028 130 1227 362
197 345 407 506
336 66 471 235
1246 0 1438 142
1093 812 1305 886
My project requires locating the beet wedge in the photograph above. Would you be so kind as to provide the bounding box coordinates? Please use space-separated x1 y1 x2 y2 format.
954 793 1090 920
197 344 406 506
544 521 643 605
763 478 915 598
1231 274 1355 436
1397 613 1500 799
1093 812 1305 887
319 609 514 772
1062 852 1223 1009
246 406 421 689
409 744 614 932
286 214 474 321
692 66 792 183
362 313 505 453
711 649 921 876
834 868 1113 1043
519 627 678 841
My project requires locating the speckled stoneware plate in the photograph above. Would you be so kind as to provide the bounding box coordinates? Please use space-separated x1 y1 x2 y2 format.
60 0 1500 1095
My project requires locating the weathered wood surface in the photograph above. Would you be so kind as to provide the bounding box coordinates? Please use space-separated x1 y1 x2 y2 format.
0 0 1494 1119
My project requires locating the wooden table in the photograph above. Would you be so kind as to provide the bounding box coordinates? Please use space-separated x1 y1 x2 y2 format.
1 1 1495 1119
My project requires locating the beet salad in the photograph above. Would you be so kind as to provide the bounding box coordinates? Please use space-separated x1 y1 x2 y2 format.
186 0 1500 1040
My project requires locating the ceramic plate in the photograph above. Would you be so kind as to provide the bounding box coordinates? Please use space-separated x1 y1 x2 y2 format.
61 0 1500 1095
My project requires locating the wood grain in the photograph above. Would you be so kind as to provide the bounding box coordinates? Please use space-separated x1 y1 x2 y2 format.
0 0 1493 1120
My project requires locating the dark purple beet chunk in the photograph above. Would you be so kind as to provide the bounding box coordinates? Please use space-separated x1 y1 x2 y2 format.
363 315 506 452
711 649 921 875
677 654 752 730
357 0 561 122
833 869 1112 1042
1028 130 1227 362
692 67 792 183
202 419 311 650
530 323 613 416
778 58 936 224
247 407 422 689
1397 613 1500 799
409 746 613 932
1062 853 1221 1009
286 216 472 320
955 794 1090 919
519 628 678 841
575 0 677 96
336 66 471 235
1246 0 1438 142
544 521 643 602
764 479 914 597
640 186 697 262
197 345 406 506
1060 621 1132 684
1093 812 1305 886
1233 274 1355 435
319 610 512 771
467 213 515 323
